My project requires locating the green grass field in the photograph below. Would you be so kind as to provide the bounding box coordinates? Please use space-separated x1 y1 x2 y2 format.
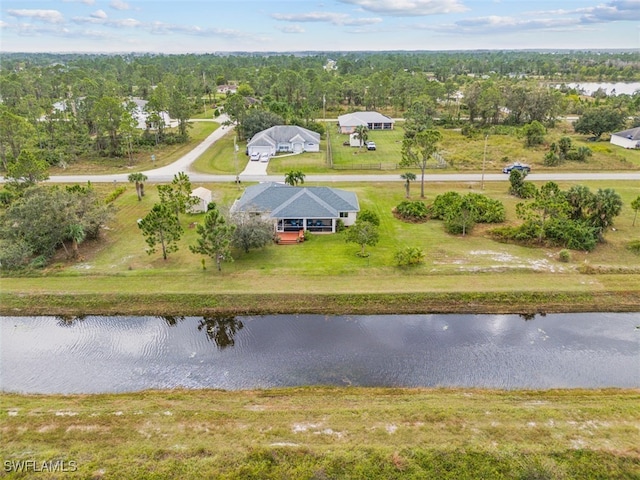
54 179 640 275
2 388 638 479
189 120 640 177
2 178 639 315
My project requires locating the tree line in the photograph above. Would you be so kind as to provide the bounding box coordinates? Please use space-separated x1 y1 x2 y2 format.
1 50 639 174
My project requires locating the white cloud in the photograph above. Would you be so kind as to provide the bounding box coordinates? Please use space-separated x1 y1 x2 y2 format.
579 0 640 23
90 10 108 20
148 21 260 41
72 14 141 28
63 0 97 5
337 0 468 16
435 15 580 35
276 25 306 34
109 0 131 11
7 9 65 24
272 11 382 26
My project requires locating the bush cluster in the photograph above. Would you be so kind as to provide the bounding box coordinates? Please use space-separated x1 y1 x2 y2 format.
431 191 506 235
394 200 431 222
491 183 621 251
395 246 425 266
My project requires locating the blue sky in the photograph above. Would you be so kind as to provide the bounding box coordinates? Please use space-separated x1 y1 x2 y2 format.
1 0 639 53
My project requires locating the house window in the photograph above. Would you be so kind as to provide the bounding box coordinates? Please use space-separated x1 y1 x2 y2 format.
339 212 349 218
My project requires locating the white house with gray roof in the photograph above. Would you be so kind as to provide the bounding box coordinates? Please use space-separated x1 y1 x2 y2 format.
231 182 359 235
610 127 640 149
337 112 395 134
247 126 320 157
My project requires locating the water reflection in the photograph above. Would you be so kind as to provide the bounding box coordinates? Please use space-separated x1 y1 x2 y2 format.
519 313 547 321
160 315 185 327
197 315 244 349
1 313 638 394
158 315 244 349
55 315 87 327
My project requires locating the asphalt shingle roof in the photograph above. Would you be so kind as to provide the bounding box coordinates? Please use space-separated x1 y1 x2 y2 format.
247 126 320 148
338 112 394 127
612 127 640 141
232 182 359 219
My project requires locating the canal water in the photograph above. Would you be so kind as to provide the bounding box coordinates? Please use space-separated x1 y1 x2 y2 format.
1 313 638 393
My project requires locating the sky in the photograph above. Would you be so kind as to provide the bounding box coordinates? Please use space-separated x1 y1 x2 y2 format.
1 0 639 53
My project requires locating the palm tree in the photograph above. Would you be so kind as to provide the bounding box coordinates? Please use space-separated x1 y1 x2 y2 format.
128 172 148 201
400 172 416 198
68 223 85 259
353 125 368 150
284 170 305 186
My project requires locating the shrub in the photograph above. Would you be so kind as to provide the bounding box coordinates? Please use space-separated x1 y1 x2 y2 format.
105 186 126 204
627 240 640 255
395 246 425 266
395 200 430 222
336 219 345 232
431 192 461 219
444 215 475 235
464 193 505 223
0 189 15 207
544 151 561 166
432 192 505 230
0 239 33 270
558 249 572 262
544 218 598 251
509 170 536 198
358 209 380 226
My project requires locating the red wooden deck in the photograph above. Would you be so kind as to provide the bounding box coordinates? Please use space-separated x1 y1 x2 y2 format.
277 230 304 245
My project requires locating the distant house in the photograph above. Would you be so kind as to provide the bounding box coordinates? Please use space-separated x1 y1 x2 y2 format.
610 127 640 149
337 112 394 134
230 182 359 235
190 187 213 213
247 126 321 157
128 97 176 130
217 85 237 94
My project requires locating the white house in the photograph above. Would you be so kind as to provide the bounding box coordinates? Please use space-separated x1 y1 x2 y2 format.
217 85 237 95
189 187 213 213
247 126 321 157
610 127 640 149
128 97 177 130
337 112 395 134
230 182 359 237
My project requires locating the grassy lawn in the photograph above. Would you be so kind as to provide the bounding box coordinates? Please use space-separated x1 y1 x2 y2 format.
2 179 639 315
190 121 640 177
2 388 638 479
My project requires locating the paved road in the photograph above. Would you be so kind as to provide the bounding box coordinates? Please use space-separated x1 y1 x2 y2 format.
28 115 640 185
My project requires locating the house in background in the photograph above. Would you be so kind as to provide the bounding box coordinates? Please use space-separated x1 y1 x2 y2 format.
247 126 321 157
230 182 359 240
610 127 640 149
129 97 177 130
217 84 238 95
189 187 213 213
337 112 395 134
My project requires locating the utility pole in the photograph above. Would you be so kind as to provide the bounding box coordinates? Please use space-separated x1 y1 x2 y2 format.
323 94 326 121
481 134 488 190
234 136 239 188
